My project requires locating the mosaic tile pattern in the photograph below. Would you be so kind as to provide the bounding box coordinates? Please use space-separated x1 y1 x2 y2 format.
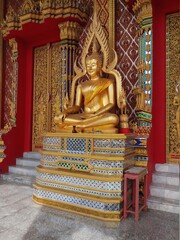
66 138 88 154
37 172 122 191
91 169 123 175
35 133 135 216
34 189 121 212
89 160 123 168
62 156 85 162
43 137 60 145
58 162 91 171
36 179 121 198
42 155 59 162
93 148 133 155
94 139 125 148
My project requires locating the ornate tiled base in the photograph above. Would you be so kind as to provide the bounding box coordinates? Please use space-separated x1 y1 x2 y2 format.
33 195 123 221
33 132 135 221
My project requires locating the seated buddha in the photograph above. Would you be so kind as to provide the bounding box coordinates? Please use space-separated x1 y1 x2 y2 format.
54 45 119 133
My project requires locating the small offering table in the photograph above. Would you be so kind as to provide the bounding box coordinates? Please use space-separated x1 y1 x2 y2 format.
123 167 148 221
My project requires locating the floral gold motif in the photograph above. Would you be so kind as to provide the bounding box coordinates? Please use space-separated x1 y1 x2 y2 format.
166 12 180 163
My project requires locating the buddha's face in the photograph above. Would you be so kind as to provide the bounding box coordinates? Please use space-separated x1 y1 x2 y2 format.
86 58 100 78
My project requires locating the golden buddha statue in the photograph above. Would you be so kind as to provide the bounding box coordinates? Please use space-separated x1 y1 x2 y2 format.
54 45 119 133
54 13 128 133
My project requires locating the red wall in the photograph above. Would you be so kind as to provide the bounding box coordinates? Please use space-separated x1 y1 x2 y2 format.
0 19 61 173
147 0 179 185
0 17 86 173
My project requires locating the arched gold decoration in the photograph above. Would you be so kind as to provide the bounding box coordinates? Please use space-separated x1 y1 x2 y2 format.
70 10 123 110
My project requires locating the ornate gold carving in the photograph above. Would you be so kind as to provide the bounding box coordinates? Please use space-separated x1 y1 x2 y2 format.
133 0 152 111
135 148 147 155
133 0 152 32
119 89 129 129
108 0 115 61
173 81 180 140
8 38 18 127
59 21 83 41
137 59 146 74
33 45 50 150
93 0 115 61
33 37 81 148
32 42 64 149
133 86 146 111
52 21 82 130
50 42 61 132
9 38 18 61
166 12 180 163
1 0 89 37
18 0 42 24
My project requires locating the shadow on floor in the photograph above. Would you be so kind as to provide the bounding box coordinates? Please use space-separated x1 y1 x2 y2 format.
22 204 179 240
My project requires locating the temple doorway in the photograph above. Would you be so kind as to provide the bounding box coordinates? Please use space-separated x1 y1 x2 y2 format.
32 42 61 151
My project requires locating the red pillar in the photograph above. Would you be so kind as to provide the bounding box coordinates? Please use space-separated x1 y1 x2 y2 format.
147 0 179 184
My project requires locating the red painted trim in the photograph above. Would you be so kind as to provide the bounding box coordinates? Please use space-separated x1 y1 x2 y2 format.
0 19 61 173
147 0 179 190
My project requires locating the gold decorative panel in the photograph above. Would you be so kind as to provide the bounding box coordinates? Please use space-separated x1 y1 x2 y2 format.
33 44 51 151
50 42 61 132
33 42 64 150
166 12 180 163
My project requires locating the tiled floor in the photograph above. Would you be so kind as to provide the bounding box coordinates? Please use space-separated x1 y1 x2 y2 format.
0 183 179 240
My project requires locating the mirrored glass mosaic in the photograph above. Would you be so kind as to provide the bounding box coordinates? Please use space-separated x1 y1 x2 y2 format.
34 189 121 211
37 172 122 191
36 179 122 198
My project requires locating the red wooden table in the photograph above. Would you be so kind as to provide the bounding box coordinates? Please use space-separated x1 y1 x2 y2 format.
123 167 148 221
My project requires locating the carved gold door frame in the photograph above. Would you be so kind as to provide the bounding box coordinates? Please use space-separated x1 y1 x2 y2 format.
32 42 61 151
166 12 180 163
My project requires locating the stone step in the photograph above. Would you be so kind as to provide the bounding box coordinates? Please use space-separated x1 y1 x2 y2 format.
23 151 41 160
147 195 179 214
9 165 37 176
1 173 35 186
150 183 180 200
152 171 179 186
16 158 40 167
155 163 179 174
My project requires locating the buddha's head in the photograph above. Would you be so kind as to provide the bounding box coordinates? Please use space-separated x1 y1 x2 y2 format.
85 37 102 78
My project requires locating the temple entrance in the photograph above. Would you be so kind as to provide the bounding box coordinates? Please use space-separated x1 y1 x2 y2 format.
32 42 61 151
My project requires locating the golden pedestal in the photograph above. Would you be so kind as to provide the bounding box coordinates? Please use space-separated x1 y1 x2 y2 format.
33 132 135 221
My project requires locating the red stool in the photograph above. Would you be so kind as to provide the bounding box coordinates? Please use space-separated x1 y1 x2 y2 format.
123 167 148 221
